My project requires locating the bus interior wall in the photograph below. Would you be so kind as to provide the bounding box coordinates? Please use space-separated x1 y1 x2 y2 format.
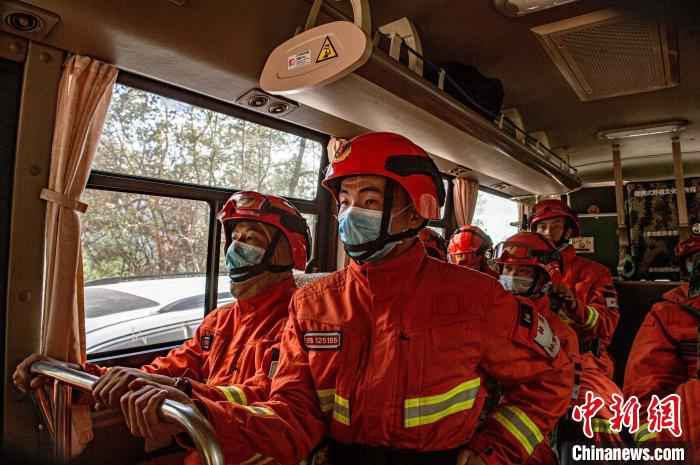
0 57 23 439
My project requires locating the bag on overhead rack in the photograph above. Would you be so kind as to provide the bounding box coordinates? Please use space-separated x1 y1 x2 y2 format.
425 61 504 120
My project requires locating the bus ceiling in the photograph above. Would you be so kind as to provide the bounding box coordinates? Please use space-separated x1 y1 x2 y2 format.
3 0 699 195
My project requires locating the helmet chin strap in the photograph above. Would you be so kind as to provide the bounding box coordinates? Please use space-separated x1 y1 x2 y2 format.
343 185 425 263
229 230 293 283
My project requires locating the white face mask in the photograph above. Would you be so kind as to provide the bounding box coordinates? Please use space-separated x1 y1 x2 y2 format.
499 274 535 295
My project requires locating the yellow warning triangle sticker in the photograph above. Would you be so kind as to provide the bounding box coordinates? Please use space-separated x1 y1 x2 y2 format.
316 36 338 63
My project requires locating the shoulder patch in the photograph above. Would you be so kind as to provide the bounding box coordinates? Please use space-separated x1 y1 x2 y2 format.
534 314 561 358
303 331 342 351
200 334 213 351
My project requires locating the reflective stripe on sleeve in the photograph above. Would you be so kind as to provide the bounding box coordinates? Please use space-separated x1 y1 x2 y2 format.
333 393 350 425
634 423 658 444
582 306 599 331
493 405 544 455
241 453 274 465
316 388 335 413
216 385 248 405
243 405 275 416
404 378 480 428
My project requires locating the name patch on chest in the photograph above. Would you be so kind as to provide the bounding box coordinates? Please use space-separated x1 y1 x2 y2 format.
303 331 342 350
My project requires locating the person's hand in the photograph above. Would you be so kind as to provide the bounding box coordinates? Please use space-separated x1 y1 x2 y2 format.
92 367 175 410
456 448 486 465
551 282 581 322
120 379 190 439
12 354 78 393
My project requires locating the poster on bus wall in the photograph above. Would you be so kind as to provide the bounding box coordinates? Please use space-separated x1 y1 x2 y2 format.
627 178 700 278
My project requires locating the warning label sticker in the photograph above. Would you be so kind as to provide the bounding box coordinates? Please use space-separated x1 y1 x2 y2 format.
316 36 338 63
288 49 312 70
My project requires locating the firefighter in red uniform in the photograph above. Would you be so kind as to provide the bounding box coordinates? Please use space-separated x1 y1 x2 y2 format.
448 225 498 277
418 227 448 261
530 199 620 379
13 192 310 464
624 233 700 459
495 232 624 465
120 132 573 465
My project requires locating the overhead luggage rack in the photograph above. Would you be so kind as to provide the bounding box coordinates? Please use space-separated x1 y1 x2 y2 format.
260 0 580 195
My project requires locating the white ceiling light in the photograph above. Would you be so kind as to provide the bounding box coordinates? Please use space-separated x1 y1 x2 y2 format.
494 0 579 17
597 121 689 141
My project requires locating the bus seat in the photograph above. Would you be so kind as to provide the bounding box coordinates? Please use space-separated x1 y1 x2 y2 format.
608 281 677 386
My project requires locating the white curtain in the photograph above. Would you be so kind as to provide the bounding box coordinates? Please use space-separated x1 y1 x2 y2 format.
41 55 118 454
453 177 480 226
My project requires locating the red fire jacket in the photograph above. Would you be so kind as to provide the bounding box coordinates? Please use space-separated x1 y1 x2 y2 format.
193 242 574 465
560 246 620 376
523 295 623 465
87 277 296 465
624 284 700 448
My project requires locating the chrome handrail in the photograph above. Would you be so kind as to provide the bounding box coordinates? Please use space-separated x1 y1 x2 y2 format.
31 361 225 465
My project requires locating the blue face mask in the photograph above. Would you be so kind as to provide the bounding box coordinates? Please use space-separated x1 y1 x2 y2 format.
338 206 405 262
499 274 535 295
226 240 266 279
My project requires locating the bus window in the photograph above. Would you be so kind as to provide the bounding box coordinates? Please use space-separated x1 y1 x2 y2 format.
82 78 326 358
472 190 519 244
93 84 325 200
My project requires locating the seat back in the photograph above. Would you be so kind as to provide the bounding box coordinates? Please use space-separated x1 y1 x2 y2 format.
609 281 677 386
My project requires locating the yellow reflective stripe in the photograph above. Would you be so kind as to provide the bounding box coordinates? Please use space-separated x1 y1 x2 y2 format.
317 388 335 413
493 406 543 455
583 306 599 331
333 393 350 425
635 423 658 443
241 454 263 465
404 378 480 428
405 378 480 407
216 385 247 405
244 405 275 416
241 453 274 465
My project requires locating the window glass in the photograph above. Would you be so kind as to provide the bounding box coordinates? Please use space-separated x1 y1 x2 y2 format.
92 84 324 200
440 178 450 219
472 190 519 245
82 189 211 355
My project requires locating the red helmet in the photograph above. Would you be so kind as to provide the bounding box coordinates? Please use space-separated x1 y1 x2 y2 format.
418 228 447 261
530 199 580 237
217 191 310 271
494 232 563 285
322 132 445 220
676 234 700 262
448 225 492 255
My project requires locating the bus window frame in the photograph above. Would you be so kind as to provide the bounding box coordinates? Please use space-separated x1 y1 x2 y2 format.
85 72 331 361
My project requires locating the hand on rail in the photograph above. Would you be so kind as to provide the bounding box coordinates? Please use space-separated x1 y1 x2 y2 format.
92 367 176 410
120 378 190 439
13 354 80 393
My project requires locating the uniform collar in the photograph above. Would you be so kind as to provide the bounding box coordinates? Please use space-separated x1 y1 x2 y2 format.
349 239 426 293
237 276 296 313
663 283 700 309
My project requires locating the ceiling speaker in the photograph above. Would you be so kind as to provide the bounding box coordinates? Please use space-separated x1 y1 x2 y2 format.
0 0 59 41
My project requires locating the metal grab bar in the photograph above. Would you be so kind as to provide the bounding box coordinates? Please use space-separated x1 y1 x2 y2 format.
31 361 225 465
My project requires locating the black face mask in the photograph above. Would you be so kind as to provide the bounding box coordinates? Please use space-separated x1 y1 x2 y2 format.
689 254 700 299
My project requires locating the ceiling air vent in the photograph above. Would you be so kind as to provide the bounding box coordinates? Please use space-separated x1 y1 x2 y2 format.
0 0 59 41
532 9 678 101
